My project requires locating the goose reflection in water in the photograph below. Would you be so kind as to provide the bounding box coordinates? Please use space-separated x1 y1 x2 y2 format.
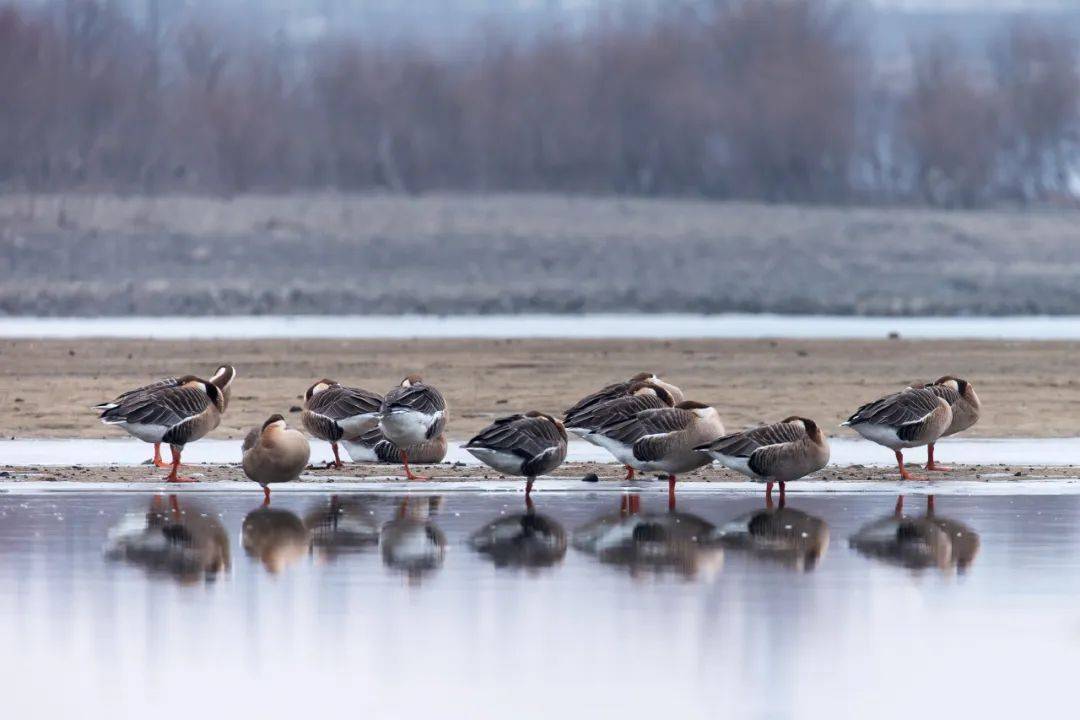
104 494 230 585
849 495 980 572
380 496 446 583
711 494 830 572
242 499 310 575
572 494 722 580
303 495 380 564
469 495 567 570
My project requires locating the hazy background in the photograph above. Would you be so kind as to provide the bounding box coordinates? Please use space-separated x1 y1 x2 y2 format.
2 0 1080 316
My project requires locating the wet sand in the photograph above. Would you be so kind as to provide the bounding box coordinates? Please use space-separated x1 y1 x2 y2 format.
1 336 1076 443
0 460 1070 485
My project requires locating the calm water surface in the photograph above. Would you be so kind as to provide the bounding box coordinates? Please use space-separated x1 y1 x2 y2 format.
1 490 1076 718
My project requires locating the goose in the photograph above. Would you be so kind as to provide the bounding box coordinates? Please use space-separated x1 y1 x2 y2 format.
564 380 676 479
469 497 568 570
301 379 382 468
241 504 310 575
917 376 981 471
563 372 684 421
591 400 725 507
842 386 952 480
464 411 568 499
378 374 448 480
94 364 235 468
696 416 830 503
340 427 448 465
96 374 228 482
242 414 311 502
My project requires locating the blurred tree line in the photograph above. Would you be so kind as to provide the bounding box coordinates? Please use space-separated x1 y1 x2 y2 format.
1 0 1078 207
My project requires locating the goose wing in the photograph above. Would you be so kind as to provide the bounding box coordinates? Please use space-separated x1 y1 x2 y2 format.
704 420 809 459
599 407 696 462
95 376 181 412
565 393 668 433
925 383 962 406
101 384 213 433
845 387 942 429
563 381 631 419
307 386 383 421
466 414 565 474
381 383 446 415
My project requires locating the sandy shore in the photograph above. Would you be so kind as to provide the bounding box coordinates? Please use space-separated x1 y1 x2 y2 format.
1 336 1076 443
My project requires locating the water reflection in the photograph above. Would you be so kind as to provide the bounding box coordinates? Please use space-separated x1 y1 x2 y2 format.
572 494 722 580
304 495 380 564
104 494 230 585
380 497 446 582
711 497 830 571
469 497 567 570
241 504 310 574
849 495 980 572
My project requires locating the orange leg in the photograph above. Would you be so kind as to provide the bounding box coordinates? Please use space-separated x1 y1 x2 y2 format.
152 442 170 468
766 481 774 509
263 485 271 506
525 477 535 508
924 444 952 472
667 474 677 511
895 450 924 481
165 446 195 483
402 451 429 481
330 441 343 469
623 465 636 480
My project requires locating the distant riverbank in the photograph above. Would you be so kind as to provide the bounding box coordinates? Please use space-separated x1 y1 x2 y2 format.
3 193 1080 316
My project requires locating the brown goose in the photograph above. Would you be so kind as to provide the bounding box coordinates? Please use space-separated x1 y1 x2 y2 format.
697 417 830 503
94 364 235 468
340 427 448 465
378 374 448 480
592 401 724 508
96 374 227 482
464 411 568 499
918 376 981 471
564 372 684 421
301 379 382 468
242 414 311 502
564 380 676 479
842 386 953 480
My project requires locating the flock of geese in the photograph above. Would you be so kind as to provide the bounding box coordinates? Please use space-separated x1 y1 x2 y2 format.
94 365 982 503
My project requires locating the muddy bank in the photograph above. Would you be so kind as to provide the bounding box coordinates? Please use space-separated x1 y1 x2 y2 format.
4 194 1080 315
0 461 1067 485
